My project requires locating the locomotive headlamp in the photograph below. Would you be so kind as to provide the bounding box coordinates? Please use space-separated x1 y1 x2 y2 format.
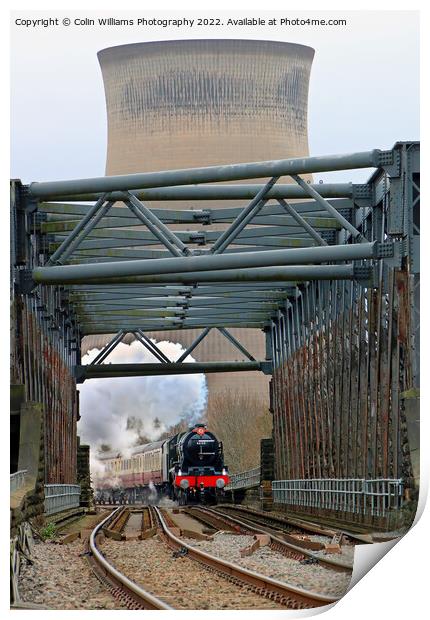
180 479 189 489
216 478 225 489
194 427 206 436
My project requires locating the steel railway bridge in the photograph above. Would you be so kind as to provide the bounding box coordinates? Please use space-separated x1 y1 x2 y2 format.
10 141 419 530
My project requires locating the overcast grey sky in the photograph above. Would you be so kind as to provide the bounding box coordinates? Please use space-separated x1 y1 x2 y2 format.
10 10 419 184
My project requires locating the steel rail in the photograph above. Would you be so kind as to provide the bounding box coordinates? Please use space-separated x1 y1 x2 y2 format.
88 507 173 610
153 506 339 609
28 151 382 199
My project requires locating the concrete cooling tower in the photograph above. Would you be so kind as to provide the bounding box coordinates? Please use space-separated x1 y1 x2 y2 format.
91 39 314 407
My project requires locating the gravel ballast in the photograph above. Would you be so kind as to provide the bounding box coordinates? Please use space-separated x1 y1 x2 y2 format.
18 539 128 610
184 532 352 597
17 517 351 609
102 536 285 609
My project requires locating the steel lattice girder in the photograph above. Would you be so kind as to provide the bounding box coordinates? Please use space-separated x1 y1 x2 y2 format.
77 302 281 313
79 323 266 335
50 235 317 252
74 308 273 319
40 199 351 229
47 218 340 240
19 146 402 357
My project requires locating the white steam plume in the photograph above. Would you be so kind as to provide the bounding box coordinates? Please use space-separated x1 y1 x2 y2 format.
77 339 208 458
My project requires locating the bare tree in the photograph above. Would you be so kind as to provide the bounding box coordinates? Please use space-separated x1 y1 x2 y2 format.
206 390 272 473
158 410 205 441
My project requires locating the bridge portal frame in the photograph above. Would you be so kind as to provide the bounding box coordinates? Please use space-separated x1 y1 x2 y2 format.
11 142 419 521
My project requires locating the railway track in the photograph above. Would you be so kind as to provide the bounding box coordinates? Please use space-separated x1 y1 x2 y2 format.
88 505 342 609
217 504 338 537
154 506 341 609
87 507 172 609
187 506 353 572
216 504 372 544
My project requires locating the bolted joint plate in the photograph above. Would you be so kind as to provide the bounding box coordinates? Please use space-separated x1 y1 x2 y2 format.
352 184 372 200
15 269 37 295
193 210 212 225
74 366 86 384
189 232 206 245
378 149 401 178
19 185 39 214
376 240 402 268
319 230 337 245
336 208 353 222
375 241 394 259
376 149 394 167
260 361 273 375
353 265 378 287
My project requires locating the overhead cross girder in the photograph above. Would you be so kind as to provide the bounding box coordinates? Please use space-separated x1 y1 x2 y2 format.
38 182 356 203
32 243 381 285
75 360 271 383
28 149 387 199
30 265 375 287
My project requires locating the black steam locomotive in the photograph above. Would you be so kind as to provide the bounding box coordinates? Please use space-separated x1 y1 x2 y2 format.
96 424 230 505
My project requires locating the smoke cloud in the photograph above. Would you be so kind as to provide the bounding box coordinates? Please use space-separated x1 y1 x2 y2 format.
77 339 208 459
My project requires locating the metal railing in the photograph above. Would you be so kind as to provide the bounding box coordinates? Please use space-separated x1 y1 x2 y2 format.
44 484 81 516
226 467 261 491
10 470 27 494
272 478 404 518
